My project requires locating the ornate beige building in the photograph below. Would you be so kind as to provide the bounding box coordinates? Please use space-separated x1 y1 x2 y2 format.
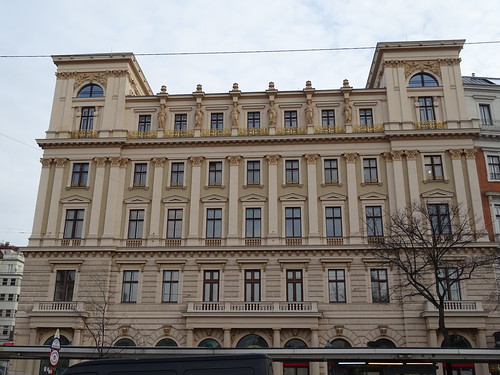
13 40 500 375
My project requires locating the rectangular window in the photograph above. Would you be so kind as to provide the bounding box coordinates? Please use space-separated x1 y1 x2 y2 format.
203 270 219 302
285 207 302 238
166 209 183 239
322 110 336 127
138 115 151 132
162 270 179 302
428 203 451 235
2 279 6 286
71 163 89 187
285 160 300 184
487 155 500 180
245 269 261 302
493 204 500 235
325 207 342 237
127 209 144 239
170 162 185 187
424 155 444 180
133 163 148 187
247 112 261 129
438 267 461 301
206 208 222 238
174 114 187 131
121 270 139 303
419 97 435 121
0 295 4 302
208 161 223 186
324 159 339 184
54 270 75 302
366 206 383 237
80 106 95 130
286 269 303 302
210 113 224 130
359 109 373 125
363 158 378 183
284 111 298 128
63 209 84 239
371 269 389 302
328 269 346 302
9 279 15 286
479 104 493 126
247 161 261 185
245 208 262 238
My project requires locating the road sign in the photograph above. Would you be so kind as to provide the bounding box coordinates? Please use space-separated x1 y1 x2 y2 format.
49 349 60 367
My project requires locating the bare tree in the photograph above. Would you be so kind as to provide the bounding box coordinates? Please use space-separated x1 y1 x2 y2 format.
369 202 497 347
75 274 126 358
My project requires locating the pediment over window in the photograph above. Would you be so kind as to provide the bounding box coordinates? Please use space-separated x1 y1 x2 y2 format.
358 192 387 201
61 195 91 204
162 195 189 204
319 192 347 201
124 196 151 204
279 193 307 202
240 194 267 202
201 194 228 203
421 189 454 199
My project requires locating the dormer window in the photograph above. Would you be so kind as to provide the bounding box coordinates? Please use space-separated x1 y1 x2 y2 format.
409 73 438 87
77 84 104 97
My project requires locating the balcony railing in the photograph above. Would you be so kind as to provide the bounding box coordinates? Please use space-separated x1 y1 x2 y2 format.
187 301 318 313
70 130 98 138
352 124 385 133
60 239 81 247
413 121 446 130
33 301 86 313
424 300 483 313
314 125 346 134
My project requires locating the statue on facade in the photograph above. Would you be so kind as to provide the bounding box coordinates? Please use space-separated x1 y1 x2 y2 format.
343 98 352 124
158 103 167 129
195 103 204 128
305 99 313 125
231 102 240 128
268 101 277 126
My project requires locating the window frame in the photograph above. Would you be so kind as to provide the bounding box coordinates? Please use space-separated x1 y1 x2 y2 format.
325 206 343 238
138 114 152 132
424 154 445 181
208 161 223 186
363 157 379 183
479 104 493 126
121 270 139 303
487 154 500 181
70 162 90 188
370 268 389 303
285 207 302 238
321 109 336 127
246 160 261 186
284 110 298 128
77 84 104 98
127 209 145 239
53 270 76 302
166 208 183 239
132 162 148 188
328 269 346 303
365 205 384 238
210 113 224 130
418 97 436 122
203 270 220 302
323 158 339 184
428 203 452 235
174 113 188 131
161 269 179 303
245 207 262 239
359 108 373 125
79 106 95 130
247 112 261 129
284 159 300 185
408 73 439 87
286 269 303 302
438 267 461 301
63 209 84 239
169 161 185 187
205 207 223 239
244 269 261 302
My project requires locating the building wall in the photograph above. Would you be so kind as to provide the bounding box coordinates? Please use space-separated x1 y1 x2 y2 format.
13 41 500 375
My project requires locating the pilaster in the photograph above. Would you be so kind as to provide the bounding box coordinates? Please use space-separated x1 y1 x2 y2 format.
227 156 241 244
304 154 320 243
148 157 167 242
87 157 108 245
187 156 204 245
29 158 52 245
343 153 360 243
266 155 280 243
44 158 68 245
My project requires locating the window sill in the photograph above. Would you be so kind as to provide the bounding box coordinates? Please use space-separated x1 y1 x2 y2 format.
361 182 382 187
166 185 187 190
243 184 264 189
282 183 303 188
66 186 90 190
128 186 149 191
204 184 225 189
423 178 449 184
321 182 342 187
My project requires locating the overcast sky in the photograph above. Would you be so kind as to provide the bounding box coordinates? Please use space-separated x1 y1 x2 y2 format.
1 0 500 247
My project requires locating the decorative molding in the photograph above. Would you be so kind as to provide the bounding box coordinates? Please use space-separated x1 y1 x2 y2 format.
73 71 111 90
448 149 463 159
464 148 477 159
304 154 319 163
94 157 107 167
227 155 242 166
189 156 204 166
343 153 358 163
405 150 419 160
265 154 280 165
438 58 461 66
391 151 404 161
152 157 166 167
40 158 52 167
404 60 441 78
54 158 68 167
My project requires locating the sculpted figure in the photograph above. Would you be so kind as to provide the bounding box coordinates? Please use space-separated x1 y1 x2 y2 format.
158 103 167 129
231 102 240 128
305 99 313 125
268 101 277 126
195 103 204 128
343 98 352 124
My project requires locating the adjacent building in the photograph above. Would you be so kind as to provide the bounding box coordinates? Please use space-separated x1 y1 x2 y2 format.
12 40 500 375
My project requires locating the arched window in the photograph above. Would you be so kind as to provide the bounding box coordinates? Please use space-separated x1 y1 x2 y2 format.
197 338 221 348
114 338 136 346
284 339 309 375
236 334 269 348
409 73 439 87
441 334 472 348
329 338 352 348
156 338 178 347
77 84 104 97
39 335 70 375
285 338 308 348
368 338 396 348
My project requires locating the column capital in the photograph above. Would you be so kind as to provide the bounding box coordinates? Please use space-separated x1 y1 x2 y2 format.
304 153 319 164
448 149 463 159
382 152 393 162
54 158 68 167
189 156 204 166
464 148 477 159
343 153 358 163
152 157 167 167
94 157 107 167
391 150 404 161
227 155 242 166
266 154 280 164
40 158 52 167
405 150 419 160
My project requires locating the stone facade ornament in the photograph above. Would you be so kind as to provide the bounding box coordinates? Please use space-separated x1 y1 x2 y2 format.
158 103 167 129
403 60 441 78
152 157 166 167
268 101 277 126
40 158 52 167
343 98 353 124
195 103 204 128
227 155 242 166
304 154 319 164
464 148 477 159
405 150 419 160
265 154 280 165
94 157 107 167
448 149 463 159
343 153 358 163
231 102 240 128
305 99 313 125
189 156 204 166
55 158 68 168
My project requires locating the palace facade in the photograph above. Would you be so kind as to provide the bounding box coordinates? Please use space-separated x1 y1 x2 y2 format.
12 40 500 375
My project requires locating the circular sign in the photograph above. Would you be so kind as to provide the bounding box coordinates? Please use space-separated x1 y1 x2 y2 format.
49 349 59 367
51 338 61 350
